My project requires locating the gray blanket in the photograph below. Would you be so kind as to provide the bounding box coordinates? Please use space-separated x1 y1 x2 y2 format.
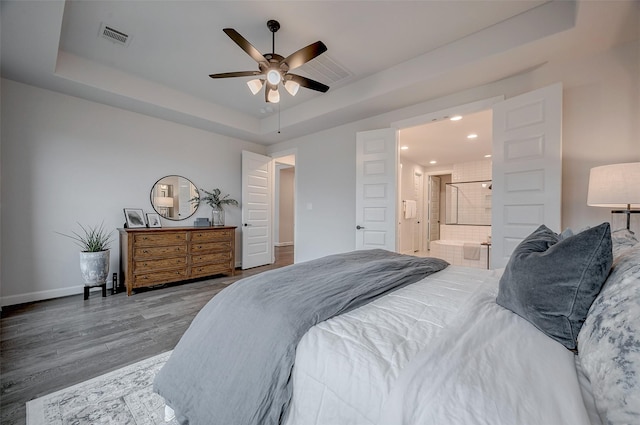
153 249 448 425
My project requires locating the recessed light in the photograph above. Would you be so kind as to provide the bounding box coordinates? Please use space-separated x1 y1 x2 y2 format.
429 160 437 164
467 133 478 139
400 146 409 150
484 154 492 158
450 115 462 121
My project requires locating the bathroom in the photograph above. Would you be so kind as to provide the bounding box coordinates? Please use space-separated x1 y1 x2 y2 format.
398 109 492 269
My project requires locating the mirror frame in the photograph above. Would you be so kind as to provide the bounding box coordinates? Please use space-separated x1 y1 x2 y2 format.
150 175 199 221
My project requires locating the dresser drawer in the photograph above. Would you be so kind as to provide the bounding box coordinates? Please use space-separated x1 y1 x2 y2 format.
134 256 188 272
134 232 187 247
191 229 233 242
134 245 187 259
190 263 232 279
120 226 236 295
132 269 187 287
191 252 231 265
191 241 231 253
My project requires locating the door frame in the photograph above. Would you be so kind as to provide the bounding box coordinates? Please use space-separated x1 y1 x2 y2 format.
392 96 504 252
270 148 298 264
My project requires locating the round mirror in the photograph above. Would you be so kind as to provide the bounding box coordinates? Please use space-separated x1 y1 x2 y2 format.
150 175 199 221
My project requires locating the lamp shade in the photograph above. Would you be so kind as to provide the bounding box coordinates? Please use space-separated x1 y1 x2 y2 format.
284 80 300 96
587 162 640 208
267 88 280 103
247 79 264 95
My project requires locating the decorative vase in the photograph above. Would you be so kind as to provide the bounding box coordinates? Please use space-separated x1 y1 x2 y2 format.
79 250 110 285
211 206 225 226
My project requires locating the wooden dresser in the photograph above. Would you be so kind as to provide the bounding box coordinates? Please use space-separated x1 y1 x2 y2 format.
119 226 236 295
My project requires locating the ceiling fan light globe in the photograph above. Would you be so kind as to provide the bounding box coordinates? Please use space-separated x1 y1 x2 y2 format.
284 80 300 96
266 69 281 85
247 79 264 95
267 88 280 103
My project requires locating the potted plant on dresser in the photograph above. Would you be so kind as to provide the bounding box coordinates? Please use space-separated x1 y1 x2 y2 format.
57 222 113 299
195 188 239 226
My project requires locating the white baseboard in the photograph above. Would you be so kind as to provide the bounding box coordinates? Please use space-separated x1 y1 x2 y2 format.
274 242 293 247
0 284 106 307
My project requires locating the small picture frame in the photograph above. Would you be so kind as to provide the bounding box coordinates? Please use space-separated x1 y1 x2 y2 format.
123 208 146 228
146 212 162 228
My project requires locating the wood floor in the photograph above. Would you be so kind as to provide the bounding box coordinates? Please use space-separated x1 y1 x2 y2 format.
0 245 293 425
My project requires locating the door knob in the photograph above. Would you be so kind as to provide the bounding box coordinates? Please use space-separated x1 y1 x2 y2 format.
356 225 365 230
244 223 252 227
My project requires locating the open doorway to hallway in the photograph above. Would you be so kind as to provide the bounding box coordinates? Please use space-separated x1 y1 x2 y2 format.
273 153 296 261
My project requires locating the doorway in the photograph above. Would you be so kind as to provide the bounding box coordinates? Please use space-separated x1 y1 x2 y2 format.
272 152 296 262
397 103 496 255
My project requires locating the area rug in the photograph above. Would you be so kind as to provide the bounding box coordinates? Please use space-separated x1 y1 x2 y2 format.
26 351 177 425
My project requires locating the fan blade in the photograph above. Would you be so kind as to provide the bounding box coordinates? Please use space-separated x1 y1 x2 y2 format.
287 74 330 93
209 71 263 79
223 28 268 64
281 41 327 70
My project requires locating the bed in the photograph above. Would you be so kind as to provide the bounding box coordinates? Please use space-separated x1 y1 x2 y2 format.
154 222 640 425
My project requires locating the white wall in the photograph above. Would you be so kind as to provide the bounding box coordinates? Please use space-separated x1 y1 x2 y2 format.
0 79 266 306
1 40 637 304
269 40 640 263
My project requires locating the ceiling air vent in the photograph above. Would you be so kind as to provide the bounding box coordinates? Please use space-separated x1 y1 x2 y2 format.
99 23 131 47
297 54 352 86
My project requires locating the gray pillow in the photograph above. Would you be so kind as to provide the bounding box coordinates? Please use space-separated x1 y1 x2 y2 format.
496 223 613 351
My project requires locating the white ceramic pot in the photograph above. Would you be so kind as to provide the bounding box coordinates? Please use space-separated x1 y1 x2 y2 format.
79 250 110 285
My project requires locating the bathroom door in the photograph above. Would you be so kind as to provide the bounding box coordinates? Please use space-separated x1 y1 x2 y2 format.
492 83 562 268
427 175 441 250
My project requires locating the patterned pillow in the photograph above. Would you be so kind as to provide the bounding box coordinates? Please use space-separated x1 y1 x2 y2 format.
577 243 640 424
611 228 639 258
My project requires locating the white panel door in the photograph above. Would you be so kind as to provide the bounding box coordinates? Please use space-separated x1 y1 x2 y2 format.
355 128 398 251
427 175 441 249
492 83 562 268
242 151 273 269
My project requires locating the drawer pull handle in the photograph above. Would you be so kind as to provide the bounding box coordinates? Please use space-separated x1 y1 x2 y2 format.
143 250 149 254
143 236 149 240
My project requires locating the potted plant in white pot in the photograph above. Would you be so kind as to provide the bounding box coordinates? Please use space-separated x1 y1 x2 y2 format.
57 222 113 297
193 188 239 226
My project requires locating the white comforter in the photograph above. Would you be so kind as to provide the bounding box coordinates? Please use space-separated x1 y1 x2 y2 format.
285 266 593 425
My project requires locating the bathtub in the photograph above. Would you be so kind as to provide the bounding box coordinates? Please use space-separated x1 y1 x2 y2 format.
430 240 489 269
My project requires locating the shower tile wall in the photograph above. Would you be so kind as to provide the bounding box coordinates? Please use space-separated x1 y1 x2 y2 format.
440 224 491 243
446 159 492 242
452 160 492 183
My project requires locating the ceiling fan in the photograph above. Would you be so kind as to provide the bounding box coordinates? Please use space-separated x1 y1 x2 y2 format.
209 20 329 104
